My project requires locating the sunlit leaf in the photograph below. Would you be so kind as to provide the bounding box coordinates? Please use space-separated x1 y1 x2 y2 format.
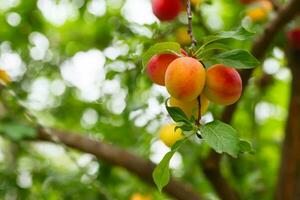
153 139 186 191
208 49 260 69
200 120 239 157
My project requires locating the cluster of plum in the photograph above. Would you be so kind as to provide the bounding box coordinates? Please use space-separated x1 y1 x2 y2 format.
149 0 245 147
146 51 242 146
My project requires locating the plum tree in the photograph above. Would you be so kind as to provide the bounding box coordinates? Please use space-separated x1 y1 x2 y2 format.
287 27 300 49
204 64 242 106
169 95 209 118
159 124 183 147
165 57 206 102
146 49 187 86
151 0 181 21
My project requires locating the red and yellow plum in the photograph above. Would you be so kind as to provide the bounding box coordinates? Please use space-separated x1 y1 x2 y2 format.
165 57 206 102
204 64 242 105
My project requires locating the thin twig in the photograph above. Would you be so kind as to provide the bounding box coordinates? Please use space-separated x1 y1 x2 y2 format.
187 0 197 48
196 95 201 126
186 0 201 126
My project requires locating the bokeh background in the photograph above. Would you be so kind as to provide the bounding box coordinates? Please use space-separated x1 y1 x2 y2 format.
0 0 295 199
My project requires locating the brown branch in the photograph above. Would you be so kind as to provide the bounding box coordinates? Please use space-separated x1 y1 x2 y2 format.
201 0 300 199
275 47 300 200
36 128 203 200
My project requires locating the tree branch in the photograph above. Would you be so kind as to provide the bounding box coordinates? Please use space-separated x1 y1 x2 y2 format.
36 128 203 200
275 46 300 200
201 0 300 199
186 0 197 47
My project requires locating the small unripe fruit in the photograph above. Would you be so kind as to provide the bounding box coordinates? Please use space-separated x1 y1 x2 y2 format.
0 69 11 85
159 124 183 147
169 96 209 118
165 57 206 102
175 27 191 46
287 28 300 49
246 7 267 22
246 1 272 22
204 64 242 106
146 49 187 86
151 0 181 21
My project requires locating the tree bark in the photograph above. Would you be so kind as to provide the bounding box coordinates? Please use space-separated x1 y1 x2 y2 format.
275 48 300 200
36 128 203 200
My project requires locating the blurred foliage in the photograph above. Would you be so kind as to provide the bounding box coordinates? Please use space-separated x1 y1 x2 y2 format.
0 0 292 199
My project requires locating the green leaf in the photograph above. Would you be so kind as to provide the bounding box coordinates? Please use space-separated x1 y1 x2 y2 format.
201 42 230 52
152 138 186 191
218 26 255 40
195 26 255 58
165 100 190 124
0 122 36 141
209 49 260 69
176 124 193 132
152 151 174 192
171 138 186 151
203 26 255 46
239 140 255 154
200 120 239 157
197 43 230 58
142 42 181 71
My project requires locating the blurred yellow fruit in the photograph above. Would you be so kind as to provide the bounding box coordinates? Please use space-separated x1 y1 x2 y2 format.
159 124 183 147
169 95 209 119
175 27 191 46
246 7 267 21
0 69 11 85
246 0 272 22
130 193 152 200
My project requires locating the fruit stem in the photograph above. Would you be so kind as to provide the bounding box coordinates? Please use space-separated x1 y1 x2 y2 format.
199 59 206 69
196 95 202 126
186 0 197 49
